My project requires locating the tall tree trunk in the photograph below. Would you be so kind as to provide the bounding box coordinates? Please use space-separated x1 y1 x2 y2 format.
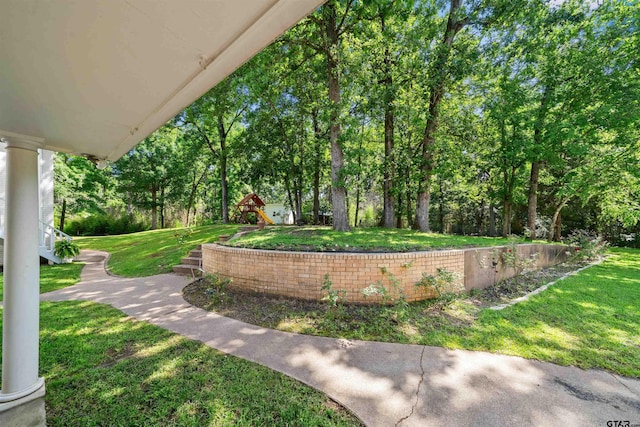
217 115 229 223
502 199 512 237
312 109 322 225
296 192 303 224
294 176 303 225
354 119 365 228
160 187 165 229
476 199 485 235
548 198 569 241
151 187 158 230
555 211 562 242
526 160 541 238
185 173 193 227
381 16 396 228
415 110 436 232
383 98 395 228
296 125 305 224
354 187 361 228
406 178 413 229
396 195 403 228
186 170 196 227
438 177 445 232
501 165 518 237
325 1 350 231
186 169 207 228
220 152 228 223
526 85 551 239
59 199 67 232
415 0 467 231
313 164 321 224
284 173 296 224
489 204 496 237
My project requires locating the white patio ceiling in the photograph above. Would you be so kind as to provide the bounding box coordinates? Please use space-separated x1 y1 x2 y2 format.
0 0 324 161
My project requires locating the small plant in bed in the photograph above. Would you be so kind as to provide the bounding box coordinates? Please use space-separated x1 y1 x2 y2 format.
416 268 464 298
54 239 81 261
565 229 609 262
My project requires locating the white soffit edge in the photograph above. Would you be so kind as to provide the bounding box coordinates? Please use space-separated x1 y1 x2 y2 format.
0 0 324 161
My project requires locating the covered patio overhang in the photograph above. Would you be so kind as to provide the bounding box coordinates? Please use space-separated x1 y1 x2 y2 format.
0 0 324 424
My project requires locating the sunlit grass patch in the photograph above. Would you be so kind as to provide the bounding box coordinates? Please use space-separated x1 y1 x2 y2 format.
228 226 520 252
0 301 361 426
75 224 239 276
0 262 83 301
187 247 640 378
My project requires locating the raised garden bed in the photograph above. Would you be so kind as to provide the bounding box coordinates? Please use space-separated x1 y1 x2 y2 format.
202 242 568 304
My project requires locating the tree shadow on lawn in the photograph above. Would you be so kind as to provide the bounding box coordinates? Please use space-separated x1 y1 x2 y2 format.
184 257 640 378
454 263 640 377
0 301 361 427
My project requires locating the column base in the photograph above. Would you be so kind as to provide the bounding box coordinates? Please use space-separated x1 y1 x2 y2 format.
0 382 46 427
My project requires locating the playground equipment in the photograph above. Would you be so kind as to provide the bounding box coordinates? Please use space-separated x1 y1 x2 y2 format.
235 193 274 224
256 209 274 224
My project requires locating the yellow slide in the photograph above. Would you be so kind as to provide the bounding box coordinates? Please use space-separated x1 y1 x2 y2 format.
257 209 274 225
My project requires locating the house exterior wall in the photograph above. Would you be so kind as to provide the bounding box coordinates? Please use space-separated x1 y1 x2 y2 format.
38 150 55 231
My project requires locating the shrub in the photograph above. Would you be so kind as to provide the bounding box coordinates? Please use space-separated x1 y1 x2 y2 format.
320 275 346 307
54 239 80 260
65 213 149 236
499 241 539 276
565 229 608 262
362 267 406 306
618 233 640 248
174 228 194 246
524 216 551 240
416 268 464 298
203 273 232 305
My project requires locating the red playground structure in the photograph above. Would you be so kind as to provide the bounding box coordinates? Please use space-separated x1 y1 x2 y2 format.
234 193 274 224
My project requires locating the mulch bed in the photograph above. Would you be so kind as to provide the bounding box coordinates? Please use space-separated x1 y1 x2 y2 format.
182 261 588 331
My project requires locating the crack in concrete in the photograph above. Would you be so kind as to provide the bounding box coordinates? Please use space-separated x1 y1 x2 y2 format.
554 377 640 411
611 372 640 398
554 377 609 404
395 346 426 426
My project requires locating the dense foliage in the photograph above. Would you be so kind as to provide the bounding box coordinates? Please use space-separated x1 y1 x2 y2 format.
56 0 640 242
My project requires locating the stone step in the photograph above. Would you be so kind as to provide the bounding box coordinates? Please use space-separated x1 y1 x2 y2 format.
195 244 202 250
172 264 202 277
181 256 202 266
189 249 202 258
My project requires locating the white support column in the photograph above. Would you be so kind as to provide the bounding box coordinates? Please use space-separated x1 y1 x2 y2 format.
0 136 45 403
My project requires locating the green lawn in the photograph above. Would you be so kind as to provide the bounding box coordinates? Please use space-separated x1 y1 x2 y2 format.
73 227 640 377
185 244 640 378
75 224 239 276
24 302 358 426
0 243 360 425
0 263 83 301
407 248 640 376
2 228 633 424
204 247 638 378
228 226 522 251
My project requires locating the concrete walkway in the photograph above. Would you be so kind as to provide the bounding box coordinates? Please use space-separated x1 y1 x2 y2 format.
41 250 640 426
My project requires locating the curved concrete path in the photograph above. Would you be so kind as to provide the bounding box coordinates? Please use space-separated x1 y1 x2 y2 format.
41 251 640 426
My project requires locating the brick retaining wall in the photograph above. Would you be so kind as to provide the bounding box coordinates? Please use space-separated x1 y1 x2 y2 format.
202 243 568 304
